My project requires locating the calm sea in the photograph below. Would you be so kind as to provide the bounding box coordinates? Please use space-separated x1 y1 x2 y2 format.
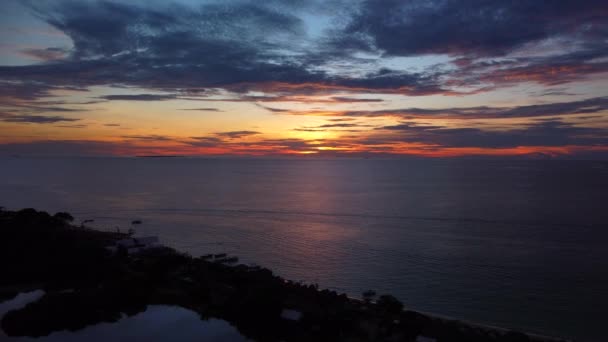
1 157 607 341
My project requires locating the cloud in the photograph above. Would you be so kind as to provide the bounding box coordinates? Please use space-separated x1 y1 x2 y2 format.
2 1 604 100
0 112 79 124
244 138 318 151
0 136 356 157
292 120 376 133
187 136 223 147
188 95 384 104
329 97 383 103
293 128 325 132
2 129 607 158
317 123 373 128
255 104 291 113
327 118 356 122
0 1 451 99
279 96 608 119
121 134 174 142
99 94 177 101
20 47 69 61
214 131 261 139
0 0 607 159
5 103 84 113
450 48 608 88
339 0 608 57
0 81 84 101
324 1 608 90
56 124 87 128
186 135 329 153
180 108 222 112
375 120 608 148
536 88 579 97
294 122 375 132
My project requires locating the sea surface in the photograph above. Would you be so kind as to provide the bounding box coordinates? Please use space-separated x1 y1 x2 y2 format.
1 157 607 341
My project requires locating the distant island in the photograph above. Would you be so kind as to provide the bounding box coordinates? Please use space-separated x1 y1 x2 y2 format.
0 208 570 342
136 155 186 158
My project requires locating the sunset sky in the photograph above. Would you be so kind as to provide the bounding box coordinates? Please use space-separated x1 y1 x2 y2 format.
0 0 607 157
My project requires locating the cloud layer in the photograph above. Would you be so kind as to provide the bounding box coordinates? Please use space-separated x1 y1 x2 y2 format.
2 0 603 97
0 0 606 157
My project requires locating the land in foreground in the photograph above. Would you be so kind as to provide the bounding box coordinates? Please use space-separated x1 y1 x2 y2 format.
0 208 570 341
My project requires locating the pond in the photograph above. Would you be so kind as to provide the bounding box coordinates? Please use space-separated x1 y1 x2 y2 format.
0 291 249 342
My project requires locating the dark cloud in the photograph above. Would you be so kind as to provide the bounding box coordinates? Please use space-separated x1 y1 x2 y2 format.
537 88 579 97
0 81 85 101
340 0 608 57
0 137 319 156
214 131 261 139
6 103 83 113
190 95 383 104
247 138 317 151
186 135 326 153
121 134 174 142
20 47 69 61
0 0 606 158
329 97 383 103
323 0 608 90
293 121 375 132
35 1 305 59
317 123 373 128
187 136 223 147
450 48 608 87
573 115 604 120
375 120 608 148
180 108 222 112
255 104 291 113
284 97 608 120
0 1 449 99
56 124 87 128
0 112 79 124
379 123 444 131
10 1 318 93
2 124 606 157
0 0 605 101
293 128 325 132
327 118 356 122
99 94 177 101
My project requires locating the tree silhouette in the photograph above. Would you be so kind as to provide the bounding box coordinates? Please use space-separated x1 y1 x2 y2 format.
362 289 376 304
377 294 403 315
54 212 74 223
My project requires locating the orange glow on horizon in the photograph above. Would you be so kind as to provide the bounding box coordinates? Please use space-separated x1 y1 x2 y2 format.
26 135 602 158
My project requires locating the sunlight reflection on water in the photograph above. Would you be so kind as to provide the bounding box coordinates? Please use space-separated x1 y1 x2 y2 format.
1 157 607 341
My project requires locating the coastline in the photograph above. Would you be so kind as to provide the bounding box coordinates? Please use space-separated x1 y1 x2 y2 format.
0 208 571 341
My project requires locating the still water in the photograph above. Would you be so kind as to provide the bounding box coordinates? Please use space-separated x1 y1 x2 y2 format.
1 157 607 341
0 291 248 341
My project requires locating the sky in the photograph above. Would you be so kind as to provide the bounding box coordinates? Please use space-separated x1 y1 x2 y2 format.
0 0 607 158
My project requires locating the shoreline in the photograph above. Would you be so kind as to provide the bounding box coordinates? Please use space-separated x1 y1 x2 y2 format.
0 208 571 341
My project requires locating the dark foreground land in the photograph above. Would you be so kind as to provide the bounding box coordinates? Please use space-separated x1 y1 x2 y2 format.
0 208 570 342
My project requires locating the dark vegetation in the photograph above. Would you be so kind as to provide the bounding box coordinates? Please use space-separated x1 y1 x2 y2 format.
0 208 569 341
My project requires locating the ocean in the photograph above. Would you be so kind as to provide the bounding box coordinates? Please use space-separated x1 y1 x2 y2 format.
1 157 607 341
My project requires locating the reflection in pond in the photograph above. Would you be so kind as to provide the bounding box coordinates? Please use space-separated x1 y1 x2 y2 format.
1 291 249 342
